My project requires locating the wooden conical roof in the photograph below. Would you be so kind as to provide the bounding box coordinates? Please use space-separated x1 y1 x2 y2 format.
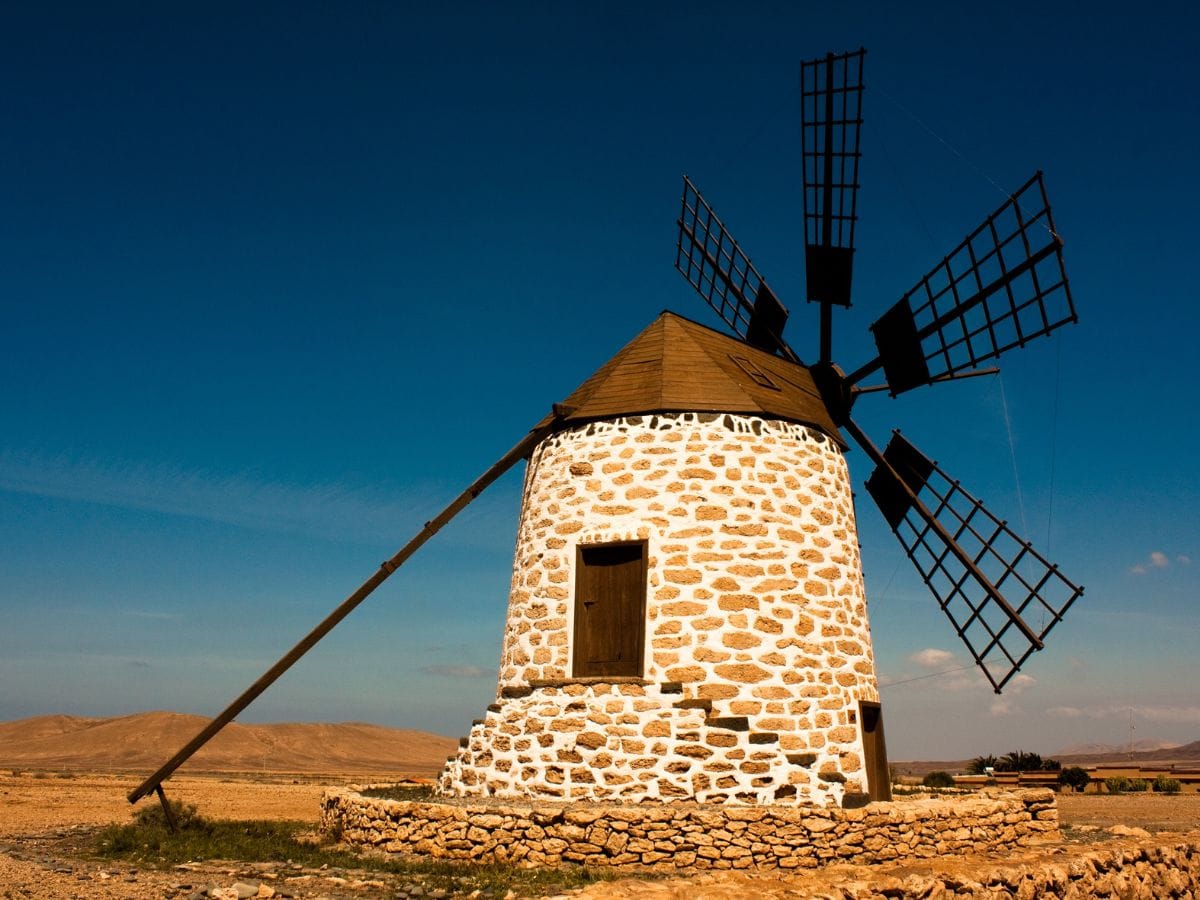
543 312 840 440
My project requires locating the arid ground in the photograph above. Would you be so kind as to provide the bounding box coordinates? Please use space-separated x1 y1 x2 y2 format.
2 714 1198 898
2 770 1198 899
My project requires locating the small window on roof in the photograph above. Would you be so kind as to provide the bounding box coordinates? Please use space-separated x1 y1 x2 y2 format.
730 354 781 390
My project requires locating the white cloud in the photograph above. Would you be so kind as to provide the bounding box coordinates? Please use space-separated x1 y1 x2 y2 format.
1046 706 1084 718
910 648 956 669
990 698 1016 717
1130 550 1186 574
1006 673 1037 695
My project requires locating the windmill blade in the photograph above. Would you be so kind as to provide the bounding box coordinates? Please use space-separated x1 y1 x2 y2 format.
675 175 800 364
127 410 569 810
848 172 1076 395
846 423 1083 693
801 47 865 310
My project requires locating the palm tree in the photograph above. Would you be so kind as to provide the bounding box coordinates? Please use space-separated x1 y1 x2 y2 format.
967 755 998 775
999 750 1044 773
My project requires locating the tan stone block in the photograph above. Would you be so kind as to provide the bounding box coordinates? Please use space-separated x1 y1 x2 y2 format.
729 564 766 577
666 665 706 682
754 578 799 593
752 686 792 699
714 663 771 683
670 526 714 538
664 568 703 585
697 683 739 700
828 726 857 743
760 652 787 666
662 600 706 616
753 616 784 635
712 576 740 591
803 580 829 596
653 652 680 667
655 620 682 635
568 461 594 476
693 616 724 630
706 732 738 748
722 631 761 650
695 646 732 663
642 720 671 737
721 524 769 537
652 635 689 650
728 701 762 716
717 594 759 612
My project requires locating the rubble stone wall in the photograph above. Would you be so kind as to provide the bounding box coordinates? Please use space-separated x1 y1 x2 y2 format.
323 789 1058 870
440 413 879 806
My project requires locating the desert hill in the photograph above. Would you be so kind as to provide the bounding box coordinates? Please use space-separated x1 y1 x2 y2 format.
0 712 457 776
894 739 1200 777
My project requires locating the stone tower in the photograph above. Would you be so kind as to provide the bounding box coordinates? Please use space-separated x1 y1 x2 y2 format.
438 312 888 807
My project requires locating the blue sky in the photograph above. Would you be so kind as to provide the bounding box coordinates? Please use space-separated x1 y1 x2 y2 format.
1 2 1197 761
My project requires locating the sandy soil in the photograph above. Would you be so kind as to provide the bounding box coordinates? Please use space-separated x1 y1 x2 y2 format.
1 773 1198 898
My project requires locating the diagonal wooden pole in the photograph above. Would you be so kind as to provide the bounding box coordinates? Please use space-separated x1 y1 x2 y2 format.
128 412 565 805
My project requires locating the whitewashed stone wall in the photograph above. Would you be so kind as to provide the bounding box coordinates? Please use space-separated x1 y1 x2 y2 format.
439 412 880 806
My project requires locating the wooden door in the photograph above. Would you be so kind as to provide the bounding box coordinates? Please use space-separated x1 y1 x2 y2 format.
859 700 892 801
572 542 647 678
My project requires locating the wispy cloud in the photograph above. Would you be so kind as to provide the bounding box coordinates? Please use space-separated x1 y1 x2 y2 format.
420 664 493 679
910 648 956 669
1129 549 1189 575
0 449 456 544
1046 703 1200 723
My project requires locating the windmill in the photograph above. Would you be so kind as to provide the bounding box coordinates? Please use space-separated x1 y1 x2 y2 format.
130 47 1082 816
674 47 1082 695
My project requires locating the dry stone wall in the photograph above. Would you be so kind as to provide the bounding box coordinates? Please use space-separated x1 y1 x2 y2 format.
323 788 1059 870
439 413 880 807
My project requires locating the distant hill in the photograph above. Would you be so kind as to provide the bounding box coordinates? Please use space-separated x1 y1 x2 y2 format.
893 738 1200 777
1057 739 1200 767
1056 739 1181 756
0 712 457 776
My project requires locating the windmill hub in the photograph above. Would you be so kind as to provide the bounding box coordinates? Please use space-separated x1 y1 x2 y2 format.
808 361 855 427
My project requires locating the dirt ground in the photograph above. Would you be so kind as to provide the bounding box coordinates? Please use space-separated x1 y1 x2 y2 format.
1 771 1198 898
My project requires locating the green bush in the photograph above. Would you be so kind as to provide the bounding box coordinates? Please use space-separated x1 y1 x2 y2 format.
1104 777 1130 793
1127 778 1150 792
1058 767 1090 793
922 771 955 788
133 799 207 831
1153 775 1182 794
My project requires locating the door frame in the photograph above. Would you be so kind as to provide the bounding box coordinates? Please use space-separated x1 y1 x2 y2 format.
570 539 648 678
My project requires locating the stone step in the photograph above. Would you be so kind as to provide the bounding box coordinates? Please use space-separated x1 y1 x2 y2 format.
748 732 779 744
486 703 503 713
660 681 683 694
672 697 713 712
787 752 818 767
458 736 469 748
705 715 749 732
472 718 485 727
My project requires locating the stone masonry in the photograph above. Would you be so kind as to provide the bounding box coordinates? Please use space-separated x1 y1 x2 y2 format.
439 411 881 806
324 788 1059 870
